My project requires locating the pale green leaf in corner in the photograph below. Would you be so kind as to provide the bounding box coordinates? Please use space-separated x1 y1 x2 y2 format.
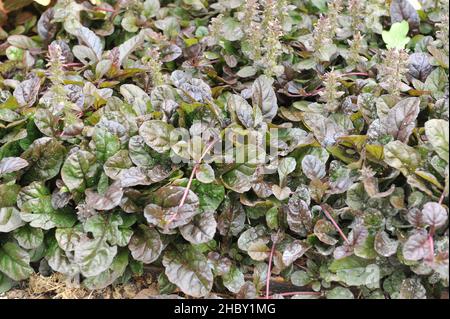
382 21 411 49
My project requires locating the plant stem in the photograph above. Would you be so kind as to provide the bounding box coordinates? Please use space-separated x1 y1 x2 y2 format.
166 138 218 228
303 88 324 96
62 62 84 68
427 225 435 262
261 291 322 299
321 204 350 244
63 63 84 67
339 72 369 77
438 189 446 205
177 166 198 209
178 139 217 208
94 7 116 13
265 230 280 299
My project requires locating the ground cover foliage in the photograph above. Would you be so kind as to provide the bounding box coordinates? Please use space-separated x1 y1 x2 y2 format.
0 0 449 299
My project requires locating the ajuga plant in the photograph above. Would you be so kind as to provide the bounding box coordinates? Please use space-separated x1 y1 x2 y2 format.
0 0 448 300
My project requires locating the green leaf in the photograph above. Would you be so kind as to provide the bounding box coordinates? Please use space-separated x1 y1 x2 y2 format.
104 150 133 180
266 206 279 230
144 186 200 230
237 225 269 252
384 141 421 175
382 21 410 49
128 224 163 264
329 255 370 272
399 278 426 299
0 183 20 208
291 270 312 287
139 120 174 153
61 150 100 192
0 272 14 294
326 287 354 299
17 182 76 230
285 194 313 237
155 16 180 38
76 25 103 60
217 197 245 237
424 68 448 100
278 157 296 183
20 137 66 183
85 181 124 211
383 270 406 298
236 66 257 78
13 225 44 249
282 240 310 266
143 0 160 18
314 219 338 245
220 17 243 41
222 265 245 293
335 264 380 288
374 231 399 257
425 119 449 163
120 84 151 115
163 246 213 297
248 244 271 261
74 237 117 277
354 234 377 259
0 242 34 281
0 157 28 176
92 127 121 162
0 207 24 233
196 163 215 184
121 13 139 33
46 240 79 276
128 135 164 168
301 154 326 180
220 163 256 193
55 226 84 251
83 249 129 290
346 183 370 210
191 181 225 213
179 211 217 244
252 75 278 122
84 213 132 247
381 97 420 143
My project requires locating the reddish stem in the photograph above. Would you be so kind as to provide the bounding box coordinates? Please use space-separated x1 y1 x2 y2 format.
265 231 280 299
321 205 350 245
177 165 198 209
63 63 84 67
438 189 446 205
427 226 435 262
339 72 369 77
303 88 324 97
165 139 218 228
94 7 116 13
263 291 322 299
427 235 434 262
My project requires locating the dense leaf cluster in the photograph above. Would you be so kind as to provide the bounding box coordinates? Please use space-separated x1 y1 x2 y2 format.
0 0 448 299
